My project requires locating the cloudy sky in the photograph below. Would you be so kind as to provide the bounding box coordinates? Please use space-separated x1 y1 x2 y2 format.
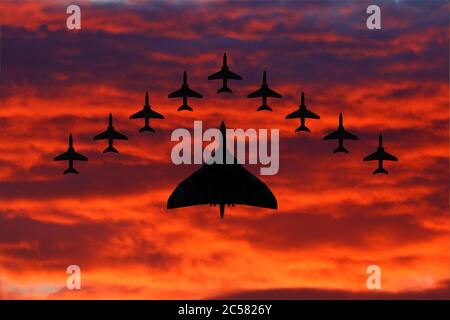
0 0 448 299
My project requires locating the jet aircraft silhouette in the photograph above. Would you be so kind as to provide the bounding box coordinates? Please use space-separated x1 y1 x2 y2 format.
285 92 320 132
247 71 282 111
208 53 242 93
323 113 358 153
93 113 128 153
130 92 165 132
168 71 203 111
167 121 277 219
363 134 398 174
54 133 88 174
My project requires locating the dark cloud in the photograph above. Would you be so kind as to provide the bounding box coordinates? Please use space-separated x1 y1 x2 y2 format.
196 210 442 250
0 214 181 272
1 0 448 99
212 279 450 299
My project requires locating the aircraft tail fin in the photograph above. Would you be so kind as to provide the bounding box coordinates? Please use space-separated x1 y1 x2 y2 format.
177 104 193 112
103 145 119 153
139 125 155 133
373 167 388 174
64 167 79 175
257 104 273 112
333 145 349 153
218 86 232 94
220 203 225 219
295 124 310 133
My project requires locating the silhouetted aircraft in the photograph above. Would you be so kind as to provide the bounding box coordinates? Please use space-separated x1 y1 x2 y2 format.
54 133 88 174
208 53 242 93
130 92 165 132
323 113 358 153
93 113 128 153
167 121 277 219
363 134 398 174
168 71 203 111
285 92 320 132
247 71 282 111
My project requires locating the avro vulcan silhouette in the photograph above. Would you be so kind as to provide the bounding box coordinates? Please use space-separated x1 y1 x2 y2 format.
168 71 203 111
54 134 88 174
364 134 398 174
167 121 277 219
285 92 320 132
130 92 165 132
93 113 128 153
324 113 358 153
247 71 282 111
208 53 242 93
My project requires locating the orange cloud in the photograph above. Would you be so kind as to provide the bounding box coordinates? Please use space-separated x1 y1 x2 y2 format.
0 0 448 299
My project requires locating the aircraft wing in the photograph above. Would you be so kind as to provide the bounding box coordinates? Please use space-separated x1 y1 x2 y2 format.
233 165 278 209
265 87 282 98
168 87 184 98
363 150 379 161
285 109 301 119
167 165 210 209
208 70 225 80
302 109 320 119
54 150 87 161
149 109 165 119
167 162 277 210
131 109 164 119
93 130 109 140
54 151 70 161
94 129 128 140
364 149 397 161
72 151 88 161
323 130 340 140
169 87 203 98
249 86 282 98
247 87 264 98
342 129 358 140
285 108 320 120
381 150 398 161
208 69 242 81
225 69 242 80
185 87 203 98
130 109 146 119
111 129 128 140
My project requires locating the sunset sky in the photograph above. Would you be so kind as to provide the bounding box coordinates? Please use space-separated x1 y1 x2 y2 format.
0 0 449 299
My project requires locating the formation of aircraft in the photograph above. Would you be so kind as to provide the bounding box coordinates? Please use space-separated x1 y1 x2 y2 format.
130 92 165 132
54 51 399 219
53 134 88 174
285 92 320 132
208 53 242 93
93 113 128 153
167 121 277 219
168 71 203 111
